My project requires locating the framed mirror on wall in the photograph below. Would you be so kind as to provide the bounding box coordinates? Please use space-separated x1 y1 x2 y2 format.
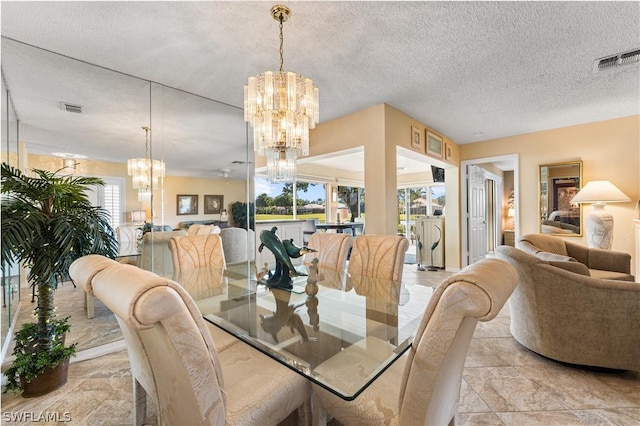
539 161 583 236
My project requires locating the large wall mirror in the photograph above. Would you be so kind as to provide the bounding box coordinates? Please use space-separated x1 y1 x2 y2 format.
1 37 251 353
539 161 582 236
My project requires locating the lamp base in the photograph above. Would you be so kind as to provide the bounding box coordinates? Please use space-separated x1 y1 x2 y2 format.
585 205 614 250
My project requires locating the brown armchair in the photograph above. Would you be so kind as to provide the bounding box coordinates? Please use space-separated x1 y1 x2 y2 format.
517 233 634 281
496 245 640 371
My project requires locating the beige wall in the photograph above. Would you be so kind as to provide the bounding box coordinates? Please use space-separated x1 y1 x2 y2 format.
461 115 640 274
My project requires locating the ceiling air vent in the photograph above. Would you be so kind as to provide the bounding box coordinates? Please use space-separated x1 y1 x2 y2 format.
594 48 640 72
60 102 83 113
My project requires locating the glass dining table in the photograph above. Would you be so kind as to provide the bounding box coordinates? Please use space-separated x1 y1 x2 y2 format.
174 262 433 401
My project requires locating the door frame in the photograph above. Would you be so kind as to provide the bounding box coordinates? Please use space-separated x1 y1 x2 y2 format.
461 154 519 267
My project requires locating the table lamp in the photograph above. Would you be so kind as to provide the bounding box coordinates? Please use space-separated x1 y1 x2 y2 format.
570 180 630 249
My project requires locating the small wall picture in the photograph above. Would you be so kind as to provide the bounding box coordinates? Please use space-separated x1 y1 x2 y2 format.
426 131 443 158
445 143 453 161
177 194 198 215
204 194 224 214
411 126 423 152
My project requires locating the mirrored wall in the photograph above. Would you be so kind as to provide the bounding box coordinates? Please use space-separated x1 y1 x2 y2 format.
1 37 252 352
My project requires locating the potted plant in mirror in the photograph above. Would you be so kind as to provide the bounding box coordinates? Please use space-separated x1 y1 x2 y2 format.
1 163 118 397
231 201 255 230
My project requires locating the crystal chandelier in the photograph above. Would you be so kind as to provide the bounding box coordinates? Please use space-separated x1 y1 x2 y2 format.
127 126 165 201
244 4 319 183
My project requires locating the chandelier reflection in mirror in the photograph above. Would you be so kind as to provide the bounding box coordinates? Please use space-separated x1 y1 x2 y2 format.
244 4 319 183
127 126 165 201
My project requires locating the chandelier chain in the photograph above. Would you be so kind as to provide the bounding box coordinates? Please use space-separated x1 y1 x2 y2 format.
278 16 284 73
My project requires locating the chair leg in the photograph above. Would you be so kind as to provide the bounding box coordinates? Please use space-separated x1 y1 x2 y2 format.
133 378 147 426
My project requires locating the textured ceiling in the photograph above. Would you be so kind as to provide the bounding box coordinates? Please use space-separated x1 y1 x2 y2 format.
1 1 639 178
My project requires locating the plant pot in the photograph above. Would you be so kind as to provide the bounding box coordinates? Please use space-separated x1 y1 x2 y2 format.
21 356 70 398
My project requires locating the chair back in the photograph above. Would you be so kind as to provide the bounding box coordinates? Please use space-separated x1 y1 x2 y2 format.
187 224 221 236
69 255 227 425
304 232 352 273
219 227 256 265
347 234 409 281
140 230 187 277
169 234 226 273
398 258 518 425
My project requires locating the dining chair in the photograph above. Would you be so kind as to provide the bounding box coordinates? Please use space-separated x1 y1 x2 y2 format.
168 234 226 274
140 230 187 278
302 219 318 244
303 232 352 273
219 227 256 265
347 234 409 281
69 255 311 426
311 258 518 426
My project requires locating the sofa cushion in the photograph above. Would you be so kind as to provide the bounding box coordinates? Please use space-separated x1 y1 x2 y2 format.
548 261 590 276
589 269 636 282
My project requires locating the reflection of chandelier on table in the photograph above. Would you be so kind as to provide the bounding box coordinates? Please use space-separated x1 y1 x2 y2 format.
127 126 165 202
244 4 319 183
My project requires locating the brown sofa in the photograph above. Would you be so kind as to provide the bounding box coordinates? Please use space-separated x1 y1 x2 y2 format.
496 245 640 371
517 233 634 281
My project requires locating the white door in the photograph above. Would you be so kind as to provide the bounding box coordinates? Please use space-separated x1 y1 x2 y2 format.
468 165 487 264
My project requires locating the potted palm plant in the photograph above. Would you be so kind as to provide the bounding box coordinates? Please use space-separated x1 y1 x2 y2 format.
1 163 117 397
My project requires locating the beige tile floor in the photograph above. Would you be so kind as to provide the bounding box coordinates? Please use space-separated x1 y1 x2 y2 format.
2 264 639 425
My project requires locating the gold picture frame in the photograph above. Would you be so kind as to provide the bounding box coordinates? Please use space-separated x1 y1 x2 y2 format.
177 194 198 215
426 131 443 158
445 142 453 161
411 126 423 152
204 194 224 214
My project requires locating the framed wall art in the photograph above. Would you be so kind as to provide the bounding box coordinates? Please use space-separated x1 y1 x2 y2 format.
445 142 453 161
204 194 224 214
410 126 423 153
426 131 443 158
177 194 198 215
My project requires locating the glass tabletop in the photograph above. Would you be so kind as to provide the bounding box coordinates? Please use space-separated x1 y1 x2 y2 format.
174 264 433 400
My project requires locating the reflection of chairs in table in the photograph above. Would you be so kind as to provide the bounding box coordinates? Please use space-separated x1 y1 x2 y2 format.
303 232 352 274
311 258 518 426
69 255 311 426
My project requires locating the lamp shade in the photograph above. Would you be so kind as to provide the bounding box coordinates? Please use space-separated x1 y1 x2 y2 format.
570 180 630 204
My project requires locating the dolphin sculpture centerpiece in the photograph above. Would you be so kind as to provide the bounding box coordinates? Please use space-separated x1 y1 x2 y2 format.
258 227 314 289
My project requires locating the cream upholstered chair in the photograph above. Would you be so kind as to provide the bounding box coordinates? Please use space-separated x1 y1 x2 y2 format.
347 234 409 281
187 224 222 236
517 233 634 281
169 234 226 274
69 255 310 426
303 232 352 272
496 245 640 371
311 258 518 426
139 230 187 277
219 227 256 265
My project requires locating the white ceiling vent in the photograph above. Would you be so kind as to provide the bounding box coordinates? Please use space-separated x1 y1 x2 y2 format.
60 102 83 113
593 48 640 72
